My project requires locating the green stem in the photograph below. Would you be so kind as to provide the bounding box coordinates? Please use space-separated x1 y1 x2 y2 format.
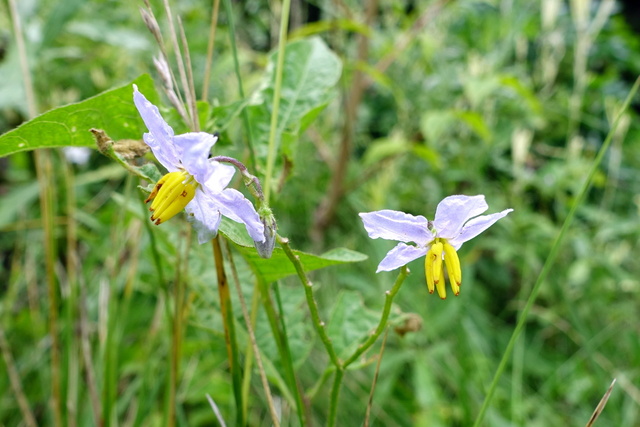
272 281 307 425
327 368 345 427
472 76 640 427
223 240 281 427
212 236 244 426
169 228 191 427
277 234 341 367
263 0 292 204
63 157 79 427
256 277 306 425
343 267 409 368
306 365 335 401
222 0 257 169
34 150 63 427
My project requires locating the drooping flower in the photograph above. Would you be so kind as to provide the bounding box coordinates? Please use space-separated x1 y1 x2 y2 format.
359 195 512 299
133 85 265 245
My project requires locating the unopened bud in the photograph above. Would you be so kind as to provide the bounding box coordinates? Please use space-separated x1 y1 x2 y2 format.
254 207 277 258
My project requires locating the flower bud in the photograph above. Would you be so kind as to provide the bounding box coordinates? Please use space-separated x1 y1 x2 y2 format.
254 207 277 258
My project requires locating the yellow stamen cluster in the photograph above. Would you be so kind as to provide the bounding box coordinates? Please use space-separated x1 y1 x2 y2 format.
145 171 197 224
424 238 462 299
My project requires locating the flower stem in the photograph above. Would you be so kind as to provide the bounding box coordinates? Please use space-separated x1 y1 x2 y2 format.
277 234 341 367
263 0 292 204
472 76 640 427
222 0 257 169
212 236 245 426
327 368 345 427
343 266 409 368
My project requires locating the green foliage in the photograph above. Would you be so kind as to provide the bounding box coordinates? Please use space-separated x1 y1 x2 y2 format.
0 74 158 157
246 36 342 163
220 218 367 283
2 0 640 426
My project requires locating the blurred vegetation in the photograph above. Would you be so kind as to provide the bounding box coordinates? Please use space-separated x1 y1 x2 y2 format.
1 0 640 426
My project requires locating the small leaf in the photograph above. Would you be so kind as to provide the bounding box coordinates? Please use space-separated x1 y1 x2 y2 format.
0 74 159 157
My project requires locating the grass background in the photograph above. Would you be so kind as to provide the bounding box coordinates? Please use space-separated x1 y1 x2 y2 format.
1 0 640 425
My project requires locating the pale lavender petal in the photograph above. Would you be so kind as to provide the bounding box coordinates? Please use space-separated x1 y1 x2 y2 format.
173 132 218 184
203 162 236 193
209 188 265 243
133 85 179 170
376 243 427 273
448 209 513 250
359 210 432 246
185 189 222 244
433 195 488 239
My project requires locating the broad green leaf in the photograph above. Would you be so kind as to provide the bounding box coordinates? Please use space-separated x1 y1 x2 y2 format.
0 74 158 157
246 37 342 164
218 218 366 283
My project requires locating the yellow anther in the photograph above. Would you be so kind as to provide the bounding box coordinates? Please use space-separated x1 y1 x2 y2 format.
431 241 444 284
435 279 446 299
425 250 434 294
145 174 169 204
146 171 197 224
443 242 462 296
425 240 445 297
424 239 462 299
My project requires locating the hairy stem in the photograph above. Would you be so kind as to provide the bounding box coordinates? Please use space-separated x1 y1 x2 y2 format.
327 368 345 427
277 235 341 367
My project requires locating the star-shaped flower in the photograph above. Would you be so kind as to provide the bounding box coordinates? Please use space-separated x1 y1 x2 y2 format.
360 195 512 299
133 85 265 245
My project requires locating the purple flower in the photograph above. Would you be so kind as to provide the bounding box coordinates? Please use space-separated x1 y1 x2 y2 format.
360 195 512 298
133 85 265 245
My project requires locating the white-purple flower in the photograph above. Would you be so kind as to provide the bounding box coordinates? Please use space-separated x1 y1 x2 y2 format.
360 195 512 299
133 85 265 245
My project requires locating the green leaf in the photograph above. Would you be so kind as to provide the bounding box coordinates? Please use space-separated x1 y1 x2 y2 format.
0 74 159 158
289 19 373 40
218 218 366 283
453 110 493 143
247 37 342 164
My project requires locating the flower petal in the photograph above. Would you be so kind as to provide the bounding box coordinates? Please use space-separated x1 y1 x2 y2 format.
448 208 513 249
172 132 218 184
433 195 488 238
209 188 265 243
203 162 236 193
185 189 222 244
133 85 179 170
376 243 427 273
359 210 432 246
